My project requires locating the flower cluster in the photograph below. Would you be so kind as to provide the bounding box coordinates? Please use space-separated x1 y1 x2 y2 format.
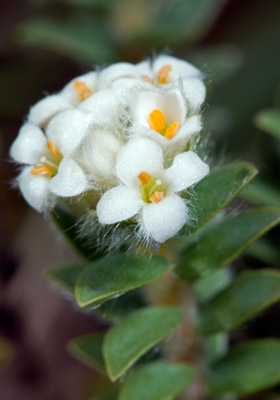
10 55 209 244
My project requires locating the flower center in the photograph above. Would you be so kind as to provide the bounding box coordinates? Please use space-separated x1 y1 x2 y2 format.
138 171 165 203
157 65 172 84
149 109 179 140
74 81 94 101
31 140 62 177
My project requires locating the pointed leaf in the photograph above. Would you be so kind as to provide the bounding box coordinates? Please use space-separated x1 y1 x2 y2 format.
176 208 280 281
103 307 183 381
187 162 257 235
45 263 84 294
75 254 168 308
255 109 280 140
68 332 105 373
199 269 280 335
118 361 195 400
208 340 280 395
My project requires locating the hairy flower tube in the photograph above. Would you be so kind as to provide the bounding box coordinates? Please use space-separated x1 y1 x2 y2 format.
10 55 209 245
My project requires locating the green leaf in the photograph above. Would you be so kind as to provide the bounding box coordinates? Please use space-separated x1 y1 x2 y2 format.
199 269 280 335
247 238 280 266
118 361 195 400
103 307 183 381
176 208 280 281
187 162 257 235
44 263 84 294
52 206 102 261
137 0 229 45
75 254 168 308
204 334 228 364
241 179 280 207
255 109 280 140
208 340 280 395
68 332 105 373
45 263 146 322
17 19 117 65
194 268 231 302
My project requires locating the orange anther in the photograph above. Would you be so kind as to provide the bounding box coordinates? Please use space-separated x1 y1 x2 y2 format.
47 140 60 157
157 65 172 84
150 191 164 203
164 121 179 140
74 80 93 101
31 164 52 176
141 75 155 85
149 109 166 133
138 171 151 185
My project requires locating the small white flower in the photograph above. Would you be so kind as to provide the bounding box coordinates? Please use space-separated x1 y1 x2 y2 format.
99 55 206 112
28 72 98 127
10 109 90 212
61 71 97 106
130 88 201 153
80 128 123 186
96 137 209 243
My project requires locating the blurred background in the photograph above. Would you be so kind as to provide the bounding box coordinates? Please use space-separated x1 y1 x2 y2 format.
1 0 280 399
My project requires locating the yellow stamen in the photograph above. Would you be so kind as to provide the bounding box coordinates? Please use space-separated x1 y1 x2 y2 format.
44 119 50 127
149 109 166 133
150 191 164 203
31 164 52 176
164 121 179 140
47 140 60 157
74 80 93 101
141 75 154 85
157 65 172 84
138 171 151 185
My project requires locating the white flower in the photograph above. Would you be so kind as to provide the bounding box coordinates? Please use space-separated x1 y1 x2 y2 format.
80 128 123 186
96 137 209 243
28 72 98 127
61 71 97 106
98 55 206 112
130 88 201 153
10 109 90 212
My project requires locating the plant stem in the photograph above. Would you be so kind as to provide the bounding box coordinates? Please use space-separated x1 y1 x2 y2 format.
145 246 209 400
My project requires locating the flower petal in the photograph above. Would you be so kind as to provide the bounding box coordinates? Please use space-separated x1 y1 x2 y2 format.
161 89 187 125
28 95 71 126
142 194 188 243
165 151 209 192
183 78 206 111
131 89 162 127
61 71 97 105
10 124 46 164
99 62 138 88
81 129 122 180
18 166 50 212
46 109 90 157
173 115 202 143
49 158 87 197
79 89 119 126
97 186 141 224
116 137 164 186
153 55 202 80
136 60 152 77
